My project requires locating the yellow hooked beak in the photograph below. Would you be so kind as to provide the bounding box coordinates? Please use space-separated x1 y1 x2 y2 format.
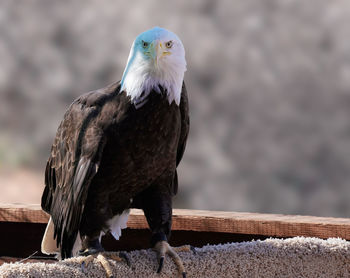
150 41 171 67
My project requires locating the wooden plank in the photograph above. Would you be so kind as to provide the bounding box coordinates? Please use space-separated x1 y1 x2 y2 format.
0 203 350 240
0 204 48 224
0 221 264 258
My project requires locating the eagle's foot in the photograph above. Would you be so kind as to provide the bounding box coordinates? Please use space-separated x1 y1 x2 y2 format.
79 251 131 278
173 245 196 255
78 246 104 257
154 241 193 278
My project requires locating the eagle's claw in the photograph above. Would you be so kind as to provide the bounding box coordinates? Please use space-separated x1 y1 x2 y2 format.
78 251 130 278
154 241 188 277
157 256 165 273
119 251 131 267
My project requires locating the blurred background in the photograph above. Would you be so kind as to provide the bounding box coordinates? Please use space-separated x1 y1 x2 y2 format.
1 0 350 217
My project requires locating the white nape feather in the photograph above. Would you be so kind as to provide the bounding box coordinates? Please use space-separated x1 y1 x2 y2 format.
121 27 186 108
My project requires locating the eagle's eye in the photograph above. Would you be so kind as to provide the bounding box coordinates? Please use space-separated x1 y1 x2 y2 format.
142 40 149 48
165 40 173 48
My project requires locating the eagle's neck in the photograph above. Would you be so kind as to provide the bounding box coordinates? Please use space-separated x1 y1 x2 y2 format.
120 51 186 108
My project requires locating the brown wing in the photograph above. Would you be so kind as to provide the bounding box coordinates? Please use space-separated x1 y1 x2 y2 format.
172 82 190 195
41 82 120 258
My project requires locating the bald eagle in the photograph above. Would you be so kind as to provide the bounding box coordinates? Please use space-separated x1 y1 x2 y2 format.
41 27 190 276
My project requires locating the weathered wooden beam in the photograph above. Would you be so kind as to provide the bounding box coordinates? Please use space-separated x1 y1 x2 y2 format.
0 203 349 240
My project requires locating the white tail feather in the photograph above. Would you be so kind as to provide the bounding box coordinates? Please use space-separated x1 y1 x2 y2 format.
41 211 129 257
107 210 130 240
41 217 59 255
41 217 82 257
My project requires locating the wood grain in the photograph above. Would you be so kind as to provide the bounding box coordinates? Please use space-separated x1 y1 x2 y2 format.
1 203 350 240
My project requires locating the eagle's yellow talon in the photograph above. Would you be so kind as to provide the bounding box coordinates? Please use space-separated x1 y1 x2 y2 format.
79 251 129 278
154 241 187 276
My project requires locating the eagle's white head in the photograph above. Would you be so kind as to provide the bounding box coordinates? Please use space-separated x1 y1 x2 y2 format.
120 27 186 107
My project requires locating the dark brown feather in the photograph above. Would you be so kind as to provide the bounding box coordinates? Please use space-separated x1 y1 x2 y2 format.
41 81 189 258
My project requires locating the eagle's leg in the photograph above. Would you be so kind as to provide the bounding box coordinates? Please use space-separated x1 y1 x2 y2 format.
138 184 189 278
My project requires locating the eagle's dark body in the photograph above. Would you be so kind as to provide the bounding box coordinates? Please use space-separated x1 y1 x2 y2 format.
41 81 189 259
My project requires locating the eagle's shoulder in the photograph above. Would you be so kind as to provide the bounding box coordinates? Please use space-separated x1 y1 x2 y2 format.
177 82 189 166
73 81 119 108
72 81 131 128
171 82 189 195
